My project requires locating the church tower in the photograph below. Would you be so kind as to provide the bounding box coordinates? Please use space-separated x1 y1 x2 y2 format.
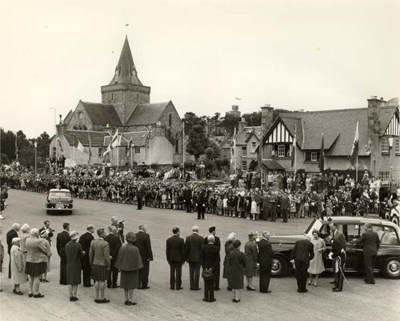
101 36 151 124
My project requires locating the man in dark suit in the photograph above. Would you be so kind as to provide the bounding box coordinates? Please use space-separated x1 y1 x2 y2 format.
258 231 275 293
200 235 219 302
356 223 380 285
329 222 347 292
203 226 221 290
290 236 314 293
196 190 207 220
105 226 122 288
184 186 193 213
185 226 203 290
279 192 289 223
166 227 185 290
79 224 95 287
56 222 71 285
6 223 20 278
134 224 153 289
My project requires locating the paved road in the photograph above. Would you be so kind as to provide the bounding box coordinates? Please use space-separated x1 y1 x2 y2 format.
0 189 399 321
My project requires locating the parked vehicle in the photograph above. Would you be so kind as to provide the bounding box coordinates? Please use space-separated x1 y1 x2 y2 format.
269 216 400 279
46 189 73 214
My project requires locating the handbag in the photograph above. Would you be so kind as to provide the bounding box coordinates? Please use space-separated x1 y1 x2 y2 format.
201 268 213 280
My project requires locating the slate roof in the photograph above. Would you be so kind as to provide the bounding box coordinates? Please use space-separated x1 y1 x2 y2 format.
271 106 397 156
109 36 143 86
81 101 122 126
104 131 149 147
64 130 108 147
235 126 261 145
125 102 170 126
63 110 74 126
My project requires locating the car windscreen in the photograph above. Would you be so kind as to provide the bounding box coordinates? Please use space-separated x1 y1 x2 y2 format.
49 191 71 198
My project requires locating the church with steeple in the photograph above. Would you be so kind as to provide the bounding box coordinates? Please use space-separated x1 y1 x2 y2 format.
49 36 183 167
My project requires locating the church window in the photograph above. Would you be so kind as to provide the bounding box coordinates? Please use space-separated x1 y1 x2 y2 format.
169 114 172 127
83 125 87 130
98 148 103 157
73 126 77 130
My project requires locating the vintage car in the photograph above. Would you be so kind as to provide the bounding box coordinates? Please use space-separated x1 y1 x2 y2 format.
269 216 400 279
389 203 399 226
46 189 73 214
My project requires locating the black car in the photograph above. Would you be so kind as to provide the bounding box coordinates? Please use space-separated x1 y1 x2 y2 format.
46 188 73 214
269 216 400 279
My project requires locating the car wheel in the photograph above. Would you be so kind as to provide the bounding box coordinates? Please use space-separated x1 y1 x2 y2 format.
271 256 288 278
391 215 399 226
382 258 400 279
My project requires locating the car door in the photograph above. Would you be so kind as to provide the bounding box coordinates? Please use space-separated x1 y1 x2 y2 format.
345 224 363 271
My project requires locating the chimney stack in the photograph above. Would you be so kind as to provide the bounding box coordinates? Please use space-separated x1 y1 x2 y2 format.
238 117 246 133
261 104 274 135
367 96 385 135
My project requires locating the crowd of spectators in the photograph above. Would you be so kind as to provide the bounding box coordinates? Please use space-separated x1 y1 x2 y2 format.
1 163 399 222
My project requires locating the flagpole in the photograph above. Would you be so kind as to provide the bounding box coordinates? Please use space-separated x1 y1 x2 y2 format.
182 120 185 173
234 127 237 175
294 124 297 174
259 123 263 188
356 154 359 183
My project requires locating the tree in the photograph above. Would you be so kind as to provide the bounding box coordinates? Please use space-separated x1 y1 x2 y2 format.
186 125 208 160
242 111 261 126
183 112 206 134
221 113 241 135
36 132 51 159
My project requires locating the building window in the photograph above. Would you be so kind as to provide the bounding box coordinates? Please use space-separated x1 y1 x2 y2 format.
52 147 56 156
242 146 247 156
242 161 247 171
305 151 320 162
175 140 179 153
98 148 103 157
111 93 113 101
379 171 390 180
169 114 172 127
311 152 318 162
272 144 290 157
135 147 141 153
381 137 389 154
277 145 285 157
251 142 256 153
395 137 400 155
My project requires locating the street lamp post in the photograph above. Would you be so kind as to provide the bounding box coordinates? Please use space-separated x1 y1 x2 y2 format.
49 108 56 136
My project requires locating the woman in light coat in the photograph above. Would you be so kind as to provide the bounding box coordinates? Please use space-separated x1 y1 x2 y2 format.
11 237 27 295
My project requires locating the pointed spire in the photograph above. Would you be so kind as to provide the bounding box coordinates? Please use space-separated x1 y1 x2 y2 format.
109 36 142 85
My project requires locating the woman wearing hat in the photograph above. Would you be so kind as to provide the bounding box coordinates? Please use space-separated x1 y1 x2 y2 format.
228 239 247 303
307 230 326 287
115 232 143 306
222 232 236 291
10 237 27 295
25 228 51 298
65 231 84 301
244 232 258 291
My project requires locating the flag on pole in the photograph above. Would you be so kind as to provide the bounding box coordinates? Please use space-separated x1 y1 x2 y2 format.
56 136 63 152
291 126 297 167
103 129 119 157
350 121 359 165
319 132 324 172
235 97 242 101
77 140 84 152
126 137 133 157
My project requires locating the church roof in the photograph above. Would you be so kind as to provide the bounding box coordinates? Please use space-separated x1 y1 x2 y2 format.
81 101 122 126
125 102 170 126
64 130 108 147
109 36 143 86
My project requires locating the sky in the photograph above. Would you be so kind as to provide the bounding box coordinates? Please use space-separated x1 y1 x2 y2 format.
1 0 399 138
